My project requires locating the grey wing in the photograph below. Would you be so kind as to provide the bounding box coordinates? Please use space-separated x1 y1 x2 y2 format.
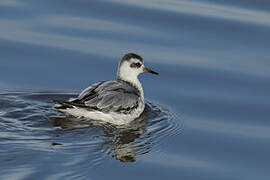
73 81 140 113
77 81 105 101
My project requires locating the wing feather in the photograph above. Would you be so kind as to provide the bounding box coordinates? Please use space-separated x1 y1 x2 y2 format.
71 80 140 113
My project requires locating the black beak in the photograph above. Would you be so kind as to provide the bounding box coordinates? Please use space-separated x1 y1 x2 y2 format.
143 67 159 75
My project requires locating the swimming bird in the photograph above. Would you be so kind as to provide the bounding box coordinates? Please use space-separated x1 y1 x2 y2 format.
53 53 158 125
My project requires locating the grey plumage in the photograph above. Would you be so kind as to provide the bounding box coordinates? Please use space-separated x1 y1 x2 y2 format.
56 80 142 114
53 53 158 124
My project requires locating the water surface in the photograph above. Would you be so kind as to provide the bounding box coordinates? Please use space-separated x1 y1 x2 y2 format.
1 0 270 179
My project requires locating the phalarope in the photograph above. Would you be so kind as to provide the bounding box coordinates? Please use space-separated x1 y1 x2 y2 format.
53 53 158 125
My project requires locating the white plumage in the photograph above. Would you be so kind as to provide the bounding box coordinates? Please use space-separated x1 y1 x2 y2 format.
53 53 158 125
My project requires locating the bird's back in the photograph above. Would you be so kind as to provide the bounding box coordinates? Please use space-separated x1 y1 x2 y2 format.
55 80 143 115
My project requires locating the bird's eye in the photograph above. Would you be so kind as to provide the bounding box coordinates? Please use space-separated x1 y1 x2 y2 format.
130 62 142 68
135 63 141 68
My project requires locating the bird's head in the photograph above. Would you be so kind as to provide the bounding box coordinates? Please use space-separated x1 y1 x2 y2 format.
117 53 158 82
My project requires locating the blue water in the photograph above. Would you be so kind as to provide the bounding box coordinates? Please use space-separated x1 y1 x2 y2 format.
1 0 270 179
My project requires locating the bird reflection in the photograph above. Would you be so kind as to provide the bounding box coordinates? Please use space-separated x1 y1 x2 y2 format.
52 107 149 162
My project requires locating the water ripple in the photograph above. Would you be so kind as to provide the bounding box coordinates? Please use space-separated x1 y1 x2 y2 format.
0 92 180 178
109 0 270 26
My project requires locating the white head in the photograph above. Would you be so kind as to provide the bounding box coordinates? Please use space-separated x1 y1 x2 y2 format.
117 53 158 88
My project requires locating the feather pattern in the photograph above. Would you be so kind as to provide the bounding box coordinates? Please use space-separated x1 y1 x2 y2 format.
53 53 157 125
68 80 142 114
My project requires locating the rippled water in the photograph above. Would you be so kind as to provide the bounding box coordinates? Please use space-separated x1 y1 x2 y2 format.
1 0 270 179
0 92 179 179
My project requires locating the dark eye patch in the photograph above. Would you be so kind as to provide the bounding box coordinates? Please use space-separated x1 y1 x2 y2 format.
130 62 142 68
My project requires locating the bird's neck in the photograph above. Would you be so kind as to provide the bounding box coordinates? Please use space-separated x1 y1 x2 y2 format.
117 75 144 101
